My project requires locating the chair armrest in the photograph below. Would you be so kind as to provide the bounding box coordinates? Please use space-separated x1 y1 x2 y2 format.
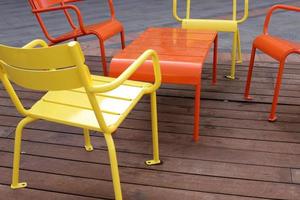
173 0 184 22
32 5 86 34
107 0 116 18
264 4 300 35
89 49 161 94
236 0 249 24
22 39 49 49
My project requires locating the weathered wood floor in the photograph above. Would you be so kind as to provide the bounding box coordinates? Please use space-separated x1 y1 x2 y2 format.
1 57 300 200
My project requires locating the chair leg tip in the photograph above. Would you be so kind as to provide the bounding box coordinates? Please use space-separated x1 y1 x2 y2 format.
268 116 277 122
85 145 94 152
11 182 27 189
236 60 243 64
244 96 253 100
145 160 163 166
225 75 235 80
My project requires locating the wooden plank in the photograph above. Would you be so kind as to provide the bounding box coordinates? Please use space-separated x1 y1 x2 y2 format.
0 151 296 199
0 185 102 200
0 137 291 183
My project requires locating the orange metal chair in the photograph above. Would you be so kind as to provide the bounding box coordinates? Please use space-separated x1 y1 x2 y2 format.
28 0 125 76
244 4 300 121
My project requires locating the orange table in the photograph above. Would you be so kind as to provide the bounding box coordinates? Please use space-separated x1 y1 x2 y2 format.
110 27 218 141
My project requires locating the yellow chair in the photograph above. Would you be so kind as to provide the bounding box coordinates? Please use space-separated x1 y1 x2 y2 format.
173 0 249 79
0 39 161 200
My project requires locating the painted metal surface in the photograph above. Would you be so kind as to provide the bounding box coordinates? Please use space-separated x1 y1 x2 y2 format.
244 4 300 122
0 39 162 200
28 0 125 76
110 27 218 141
173 0 249 79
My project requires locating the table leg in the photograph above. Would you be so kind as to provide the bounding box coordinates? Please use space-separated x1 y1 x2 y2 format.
193 84 201 142
212 34 218 85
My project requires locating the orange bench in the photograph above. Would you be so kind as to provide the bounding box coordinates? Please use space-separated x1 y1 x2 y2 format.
110 27 218 141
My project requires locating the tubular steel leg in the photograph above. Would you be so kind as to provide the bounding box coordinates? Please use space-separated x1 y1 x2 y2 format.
226 31 238 80
236 29 243 64
104 133 122 200
244 45 257 100
212 34 218 85
269 60 286 122
145 92 161 166
99 39 108 76
120 31 126 49
193 84 201 142
83 129 93 152
11 117 36 189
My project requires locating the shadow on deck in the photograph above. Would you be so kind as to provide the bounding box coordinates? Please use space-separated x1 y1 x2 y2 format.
0 57 300 199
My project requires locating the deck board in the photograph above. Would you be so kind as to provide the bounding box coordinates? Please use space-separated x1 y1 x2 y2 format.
0 56 300 199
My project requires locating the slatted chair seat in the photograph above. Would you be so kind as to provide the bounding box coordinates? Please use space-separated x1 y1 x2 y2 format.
30 76 151 132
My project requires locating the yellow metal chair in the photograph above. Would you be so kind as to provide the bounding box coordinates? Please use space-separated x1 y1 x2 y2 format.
173 0 249 79
0 39 161 200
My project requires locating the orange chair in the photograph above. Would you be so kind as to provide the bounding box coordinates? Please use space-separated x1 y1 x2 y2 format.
244 5 300 121
28 0 125 76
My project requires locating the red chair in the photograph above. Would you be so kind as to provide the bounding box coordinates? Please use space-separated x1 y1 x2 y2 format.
244 5 300 121
28 0 125 76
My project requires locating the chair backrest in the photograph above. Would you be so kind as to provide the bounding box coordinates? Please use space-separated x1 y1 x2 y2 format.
29 0 62 9
0 41 87 91
0 40 113 132
173 0 249 24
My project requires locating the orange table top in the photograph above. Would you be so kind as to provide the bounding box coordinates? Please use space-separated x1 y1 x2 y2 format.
110 27 217 85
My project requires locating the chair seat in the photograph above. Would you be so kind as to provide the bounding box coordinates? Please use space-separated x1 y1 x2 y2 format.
28 75 150 132
55 19 124 42
254 34 300 61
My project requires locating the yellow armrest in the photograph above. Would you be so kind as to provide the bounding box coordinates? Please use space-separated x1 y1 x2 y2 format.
22 39 49 49
89 49 161 94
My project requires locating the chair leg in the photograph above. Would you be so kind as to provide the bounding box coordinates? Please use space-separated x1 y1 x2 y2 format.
269 60 286 122
99 39 108 76
226 31 238 80
236 29 242 64
120 31 126 49
145 92 161 166
193 84 201 142
212 33 218 85
244 45 257 100
83 129 93 152
104 133 122 200
11 117 36 189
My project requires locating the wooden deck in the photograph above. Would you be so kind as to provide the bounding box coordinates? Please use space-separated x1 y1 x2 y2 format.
1 57 300 199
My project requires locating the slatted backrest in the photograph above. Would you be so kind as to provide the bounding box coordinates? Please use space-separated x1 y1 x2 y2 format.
29 0 63 9
0 41 87 91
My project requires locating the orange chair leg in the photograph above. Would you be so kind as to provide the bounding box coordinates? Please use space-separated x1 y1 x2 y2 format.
244 45 257 100
120 30 126 49
193 84 201 142
269 60 286 122
212 34 218 85
99 39 108 76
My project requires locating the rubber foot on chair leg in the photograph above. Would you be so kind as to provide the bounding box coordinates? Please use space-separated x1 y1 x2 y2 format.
225 75 235 80
11 182 27 189
268 116 277 122
145 160 163 166
244 96 253 100
85 145 94 152
236 60 243 64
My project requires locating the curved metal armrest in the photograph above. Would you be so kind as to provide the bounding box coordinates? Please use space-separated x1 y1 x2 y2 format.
107 0 116 18
264 4 300 35
22 39 49 49
236 0 249 24
32 5 86 34
89 49 161 94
